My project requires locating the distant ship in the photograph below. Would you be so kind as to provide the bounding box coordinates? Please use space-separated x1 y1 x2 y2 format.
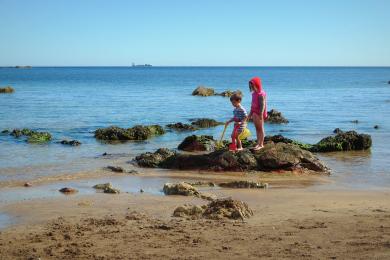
131 63 152 67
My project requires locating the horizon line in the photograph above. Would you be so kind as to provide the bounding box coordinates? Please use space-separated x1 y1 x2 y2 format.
1 65 390 68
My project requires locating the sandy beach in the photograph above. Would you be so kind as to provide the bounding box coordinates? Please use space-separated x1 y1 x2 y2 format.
0 170 389 259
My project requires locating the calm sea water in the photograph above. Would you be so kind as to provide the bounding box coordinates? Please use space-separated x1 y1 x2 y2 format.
0 67 390 188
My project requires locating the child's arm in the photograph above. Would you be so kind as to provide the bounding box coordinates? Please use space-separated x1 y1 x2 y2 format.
259 96 265 119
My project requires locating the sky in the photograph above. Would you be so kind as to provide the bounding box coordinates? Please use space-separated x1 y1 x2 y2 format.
0 0 389 66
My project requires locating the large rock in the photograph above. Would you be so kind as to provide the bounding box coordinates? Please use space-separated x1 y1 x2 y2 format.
166 122 197 131
94 125 165 141
59 139 81 146
178 135 216 152
215 90 242 97
10 128 51 143
136 143 329 174
135 148 176 168
190 118 224 128
265 109 288 124
192 86 215 96
173 198 253 220
163 182 199 196
218 181 268 189
0 86 14 93
311 131 372 152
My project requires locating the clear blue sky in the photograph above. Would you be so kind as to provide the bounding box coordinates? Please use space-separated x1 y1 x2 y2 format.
0 0 389 66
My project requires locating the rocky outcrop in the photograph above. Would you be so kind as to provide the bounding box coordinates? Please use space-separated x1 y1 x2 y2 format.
59 140 81 146
311 131 372 152
190 118 224 128
178 135 216 152
215 90 242 97
10 128 52 143
135 142 329 174
105 166 124 173
135 148 176 168
192 86 215 96
173 198 253 220
166 122 197 131
94 125 165 141
0 86 14 93
265 109 289 124
218 181 268 189
92 183 120 193
333 128 343 134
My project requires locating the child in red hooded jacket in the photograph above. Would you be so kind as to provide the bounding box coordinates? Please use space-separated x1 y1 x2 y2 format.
247 77 267 150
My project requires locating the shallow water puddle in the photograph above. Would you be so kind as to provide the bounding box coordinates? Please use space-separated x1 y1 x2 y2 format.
0 212 14 230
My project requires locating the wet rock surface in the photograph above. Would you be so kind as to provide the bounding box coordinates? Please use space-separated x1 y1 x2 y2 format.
333 128 343 134
190 118 224 128
218 181 268 189
94 125 165 141
166 122 197 131
174 198 253 220
59 140 81 146
265 109 289 124
59 187 78 194
192 86 215 96
311 131 372 152
163 182 200 196
105 166 125 173
103 186 120 194
136 142 329 174
178 135 216 152
0 86 14 93
93 183 113 190
135 148 176 168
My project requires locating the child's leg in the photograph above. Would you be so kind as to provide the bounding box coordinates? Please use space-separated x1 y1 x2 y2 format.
253 113 265 147
236 136 242 149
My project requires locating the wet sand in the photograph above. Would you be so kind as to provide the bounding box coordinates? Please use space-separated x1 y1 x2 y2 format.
0 170 389 259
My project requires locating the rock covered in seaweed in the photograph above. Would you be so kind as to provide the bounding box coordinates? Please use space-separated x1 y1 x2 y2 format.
135 148 176 168
311 131 372 152
59 139 81 146
135 142 329 174
166 122 197 131
10 128 52 143
192 86 215 96
163 182 199 196
0 86 14 93
94 125 165 141
178 135 216 152
190 118 224 128
265 109 289 124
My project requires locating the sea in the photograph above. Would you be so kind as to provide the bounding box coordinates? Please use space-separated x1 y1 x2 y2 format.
1 66 390 189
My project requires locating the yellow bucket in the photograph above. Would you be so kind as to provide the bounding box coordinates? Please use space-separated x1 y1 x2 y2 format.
238 128 251 140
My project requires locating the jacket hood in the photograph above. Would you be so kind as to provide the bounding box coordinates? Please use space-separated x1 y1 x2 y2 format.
249 77 262 93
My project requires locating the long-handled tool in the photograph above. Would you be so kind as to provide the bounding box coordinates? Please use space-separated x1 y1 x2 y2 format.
216 124 228 149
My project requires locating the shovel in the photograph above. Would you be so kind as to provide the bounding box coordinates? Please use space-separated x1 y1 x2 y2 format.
216 124 228 149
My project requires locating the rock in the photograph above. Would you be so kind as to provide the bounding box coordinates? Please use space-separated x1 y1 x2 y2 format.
140 189 144 193
185 181 216 187
265 109 289 124
192 86 215 96
93 183 112 190
15 66 32 69
1 129 9 134
135 148 176 168
59 187 78 194
311 131 372 152
9 128 51 143
163 182 199 196
351 120 359 124
94 125 165 141
333 128 343 134
138 142 329 174
203 198 253 220
218 181 268 189
127 170 139 174
166 122 197 131
59 140 81 146
173 205 205 218
105 166 124 173
190 118 224 128
103 186 120 194
217 90 234 97
178 135 216 152
102 152 108 156
374 125 379 129
24 182 32 187
388 81 390 84
0 86 14 93
264 135 313 150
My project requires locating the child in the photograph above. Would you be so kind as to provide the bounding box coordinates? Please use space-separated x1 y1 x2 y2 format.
247 77 267 150
225 92 248 151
